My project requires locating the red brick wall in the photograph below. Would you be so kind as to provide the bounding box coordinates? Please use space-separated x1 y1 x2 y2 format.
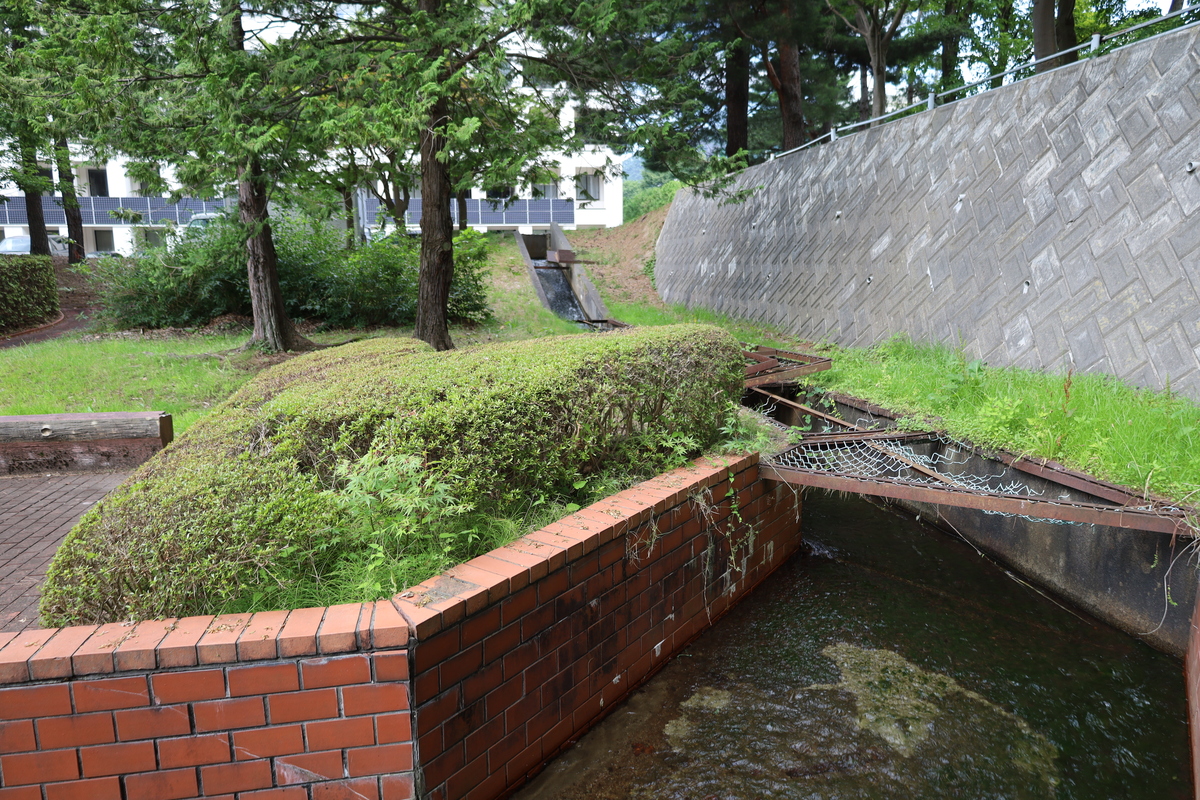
0 455 798 800
0 604 416 799
393 454 801 800
0 651 416 800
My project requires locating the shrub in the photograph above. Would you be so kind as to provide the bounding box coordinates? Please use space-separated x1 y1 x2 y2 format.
0 255 58 334
40 324 744 624
82 213 491 330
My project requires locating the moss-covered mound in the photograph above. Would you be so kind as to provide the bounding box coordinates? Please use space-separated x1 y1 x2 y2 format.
41 325 743 625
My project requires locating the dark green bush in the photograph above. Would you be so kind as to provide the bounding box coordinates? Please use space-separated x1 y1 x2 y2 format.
311 229 489 328
82 213 490 330
40 325 743 625
0 255 58 334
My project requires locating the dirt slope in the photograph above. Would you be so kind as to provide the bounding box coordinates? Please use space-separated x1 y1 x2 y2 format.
568 204 671 309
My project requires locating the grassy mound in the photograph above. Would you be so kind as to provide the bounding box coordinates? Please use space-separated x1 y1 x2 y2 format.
41 325 744 625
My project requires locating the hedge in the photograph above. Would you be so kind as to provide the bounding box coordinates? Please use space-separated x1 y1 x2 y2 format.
41 325 745 625
0 255 58 335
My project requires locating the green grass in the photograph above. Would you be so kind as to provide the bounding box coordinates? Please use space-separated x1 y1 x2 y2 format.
804 336 1200 504
0 335 254 434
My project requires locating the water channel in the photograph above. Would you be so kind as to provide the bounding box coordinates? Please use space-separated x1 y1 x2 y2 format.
515 491 1190 799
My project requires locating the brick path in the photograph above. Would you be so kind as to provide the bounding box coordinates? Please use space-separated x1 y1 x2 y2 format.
0 471 128 632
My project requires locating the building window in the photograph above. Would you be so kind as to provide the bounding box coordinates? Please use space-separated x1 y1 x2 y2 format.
575 172 603 204
531 182 559 200
141 229 165 248
485 186 513 200
36 166 55 191
93 229 116 252
87 168 109 197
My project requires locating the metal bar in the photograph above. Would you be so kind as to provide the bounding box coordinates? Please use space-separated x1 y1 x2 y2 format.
745 353 782 377
837 102 925 134
750 387 855 428
789 429 938 445
743 362 832 388
863 440 971 489
1110 2 1199 39
992 450 1149 506
761 465 1191 534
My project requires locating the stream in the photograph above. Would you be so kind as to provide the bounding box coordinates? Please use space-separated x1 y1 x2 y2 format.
514 491 1190 799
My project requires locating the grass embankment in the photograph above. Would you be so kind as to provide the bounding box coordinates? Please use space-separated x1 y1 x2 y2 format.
805 337 1200 504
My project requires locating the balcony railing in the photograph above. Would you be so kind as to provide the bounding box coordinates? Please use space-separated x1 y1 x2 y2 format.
0 195 575 228
0 196 229 227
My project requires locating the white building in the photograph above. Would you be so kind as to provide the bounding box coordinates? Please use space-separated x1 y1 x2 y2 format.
1 112 624 255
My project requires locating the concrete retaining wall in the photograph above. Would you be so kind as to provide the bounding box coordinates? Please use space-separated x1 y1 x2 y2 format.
656 24 1200 398
0 455 800 800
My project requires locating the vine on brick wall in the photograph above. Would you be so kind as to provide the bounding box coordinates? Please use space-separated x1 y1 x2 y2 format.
0 255 58 334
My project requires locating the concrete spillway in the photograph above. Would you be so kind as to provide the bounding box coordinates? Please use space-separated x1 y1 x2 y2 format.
514 224 621 330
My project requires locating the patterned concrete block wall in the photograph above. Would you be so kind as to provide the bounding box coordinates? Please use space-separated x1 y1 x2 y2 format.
656 25 1200 397
394 454 800 800
0 456 800 800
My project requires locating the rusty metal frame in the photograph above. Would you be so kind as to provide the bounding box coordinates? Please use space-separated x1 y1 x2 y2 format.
743 347 832 388
762 461 1192 535
755 385 1198 534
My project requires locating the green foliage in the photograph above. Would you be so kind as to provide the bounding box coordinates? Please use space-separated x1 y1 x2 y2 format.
81 216 490 330
808 334 1200 503
624 175 683 223
0 255 57 334
41 325 744 624
642 253 657 289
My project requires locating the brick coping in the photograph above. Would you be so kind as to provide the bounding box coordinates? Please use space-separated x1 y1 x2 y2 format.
0 454 757 685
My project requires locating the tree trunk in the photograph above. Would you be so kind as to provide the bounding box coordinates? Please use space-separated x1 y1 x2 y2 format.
456 189 468 232
238 160 315 352
1055 0 1078 66
54 137 85 263
1169 0 1182 12
1032 0 1057 72
870 37 888 119
725 39 750 158
776 41 806 150
226 0 311 353
940 0 960 93
415 94 455 351
342 187 354 249
989 0 1016 88
859 67 870 121
17 130 49 257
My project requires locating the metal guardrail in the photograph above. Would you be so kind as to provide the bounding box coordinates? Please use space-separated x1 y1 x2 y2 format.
770 2 1200 160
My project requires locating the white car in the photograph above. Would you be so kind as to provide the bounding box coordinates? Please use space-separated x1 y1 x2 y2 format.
0 235 71 257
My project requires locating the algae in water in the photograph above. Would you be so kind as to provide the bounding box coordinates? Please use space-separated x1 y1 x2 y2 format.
641 644 1060 799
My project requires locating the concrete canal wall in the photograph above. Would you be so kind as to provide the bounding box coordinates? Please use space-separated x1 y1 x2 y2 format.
656 24 1200 399
823 393 1197 657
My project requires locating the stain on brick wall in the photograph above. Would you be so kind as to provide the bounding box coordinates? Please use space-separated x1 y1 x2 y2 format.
656 25 1200 397
396 454 801 800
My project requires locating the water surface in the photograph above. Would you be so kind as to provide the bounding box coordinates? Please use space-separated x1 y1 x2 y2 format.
516 492 1190 800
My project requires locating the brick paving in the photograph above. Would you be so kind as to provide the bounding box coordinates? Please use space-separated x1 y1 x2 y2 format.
0 471 129 632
